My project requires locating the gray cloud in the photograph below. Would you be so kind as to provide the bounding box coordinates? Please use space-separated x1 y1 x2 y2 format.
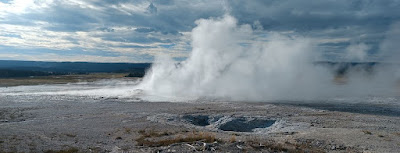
0 0 399 62
147 3 157 14
225 0 400 61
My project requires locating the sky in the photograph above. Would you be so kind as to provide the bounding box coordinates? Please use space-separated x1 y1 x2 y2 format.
0 0 399 63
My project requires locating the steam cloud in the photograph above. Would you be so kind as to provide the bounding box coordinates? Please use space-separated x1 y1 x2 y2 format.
137 15 400 101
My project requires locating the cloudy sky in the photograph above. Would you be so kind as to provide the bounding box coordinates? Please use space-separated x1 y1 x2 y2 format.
0 0 399 63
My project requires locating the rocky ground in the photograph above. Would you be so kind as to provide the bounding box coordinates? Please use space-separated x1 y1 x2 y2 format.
0 96 399 153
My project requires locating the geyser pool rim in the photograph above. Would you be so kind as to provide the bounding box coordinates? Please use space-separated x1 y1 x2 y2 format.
218 118 276 132
181 114 277 132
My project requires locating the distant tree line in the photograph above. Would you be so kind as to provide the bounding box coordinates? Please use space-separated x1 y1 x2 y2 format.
125 71 146 77
0 69 66 78
0 60 152 78
0 60 151 73
123 68 146 77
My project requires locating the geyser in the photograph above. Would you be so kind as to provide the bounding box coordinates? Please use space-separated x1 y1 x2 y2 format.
137 15 399 101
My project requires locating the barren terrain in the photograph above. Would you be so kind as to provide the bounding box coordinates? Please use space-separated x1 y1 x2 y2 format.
0 92 399 152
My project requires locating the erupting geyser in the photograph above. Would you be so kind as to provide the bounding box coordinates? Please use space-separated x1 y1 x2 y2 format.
137 15 400 101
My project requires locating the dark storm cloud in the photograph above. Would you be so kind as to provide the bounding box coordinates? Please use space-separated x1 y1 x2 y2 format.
147 2 157 14
135 28 155 33
0 0 399 62
4 0 400 36
226 0 400 61
228 0 400 29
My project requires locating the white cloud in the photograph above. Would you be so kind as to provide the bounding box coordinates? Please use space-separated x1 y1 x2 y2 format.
111 1 151 15
0 0 53 15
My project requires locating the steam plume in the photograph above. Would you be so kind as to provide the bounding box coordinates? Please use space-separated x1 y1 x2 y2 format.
137 15 399 101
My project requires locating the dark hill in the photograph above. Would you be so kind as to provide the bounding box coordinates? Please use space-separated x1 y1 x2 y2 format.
0 60 151 73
